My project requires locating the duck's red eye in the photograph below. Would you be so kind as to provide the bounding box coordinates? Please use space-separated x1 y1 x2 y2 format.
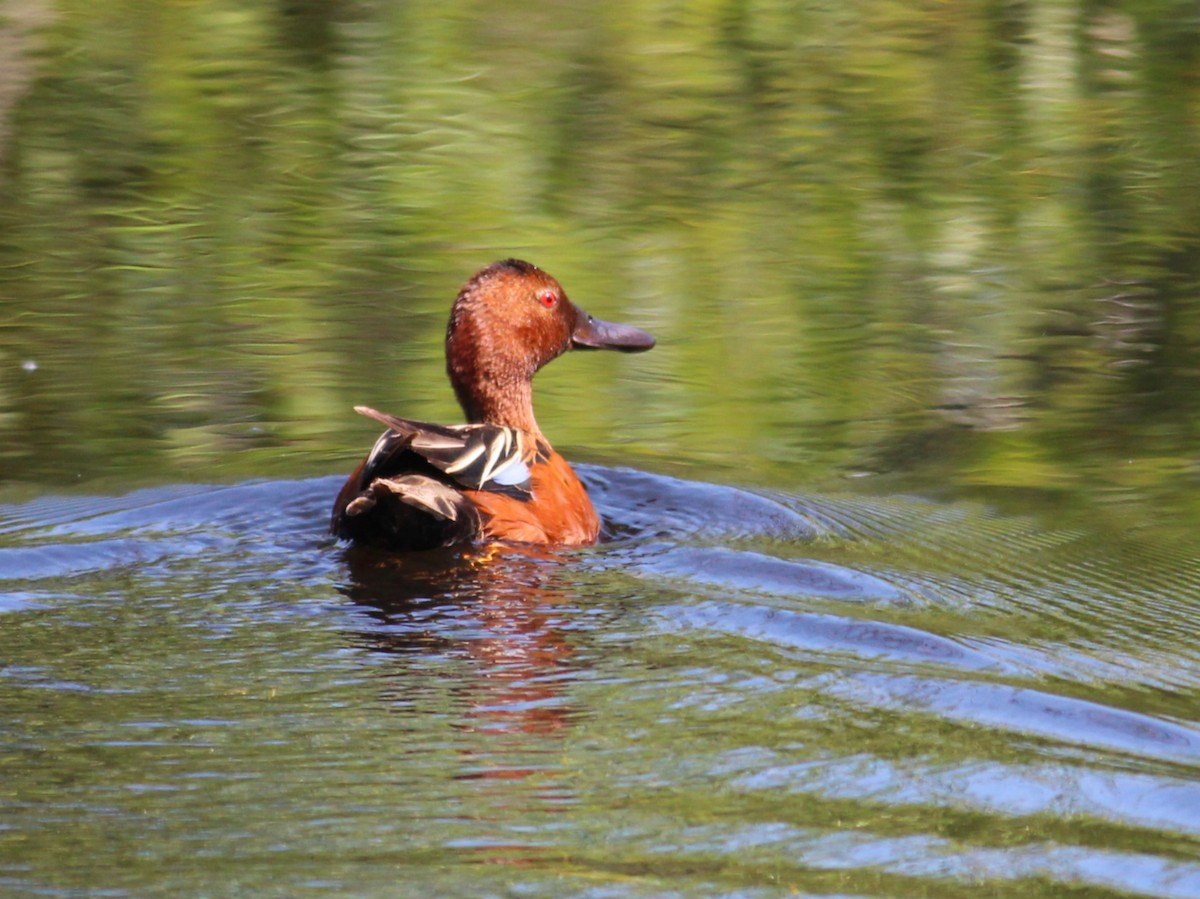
538 290 558 308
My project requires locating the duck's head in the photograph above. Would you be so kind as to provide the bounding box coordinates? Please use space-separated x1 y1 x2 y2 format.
446 259 655 431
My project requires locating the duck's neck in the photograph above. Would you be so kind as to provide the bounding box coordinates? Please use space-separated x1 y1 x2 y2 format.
446 305 544 437
454 372 542 437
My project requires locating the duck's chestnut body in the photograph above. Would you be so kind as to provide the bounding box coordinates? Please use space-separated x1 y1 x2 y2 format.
331 259 655 551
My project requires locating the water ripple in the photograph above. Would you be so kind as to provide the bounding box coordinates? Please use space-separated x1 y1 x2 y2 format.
655 599 1003 672
2 468 1198 898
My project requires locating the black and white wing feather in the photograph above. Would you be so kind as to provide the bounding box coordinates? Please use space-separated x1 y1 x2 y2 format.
355 405 533 497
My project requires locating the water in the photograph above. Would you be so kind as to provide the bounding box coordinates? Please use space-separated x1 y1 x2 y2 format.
3 1 1200 896
3 471 1198 897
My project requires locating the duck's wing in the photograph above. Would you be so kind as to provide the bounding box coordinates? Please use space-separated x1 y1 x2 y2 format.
330 407 538 548
353 405 533 497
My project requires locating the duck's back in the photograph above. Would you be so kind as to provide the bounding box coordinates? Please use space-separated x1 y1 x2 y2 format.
330 407 600 551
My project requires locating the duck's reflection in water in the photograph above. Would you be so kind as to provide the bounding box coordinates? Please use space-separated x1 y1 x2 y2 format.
339 543 586 865
340 542 583 740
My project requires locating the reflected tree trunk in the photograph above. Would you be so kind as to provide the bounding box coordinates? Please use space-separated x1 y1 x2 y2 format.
0 0 53 180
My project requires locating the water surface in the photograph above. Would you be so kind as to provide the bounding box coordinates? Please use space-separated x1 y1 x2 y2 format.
4 469 1199 897
3 1 1200 896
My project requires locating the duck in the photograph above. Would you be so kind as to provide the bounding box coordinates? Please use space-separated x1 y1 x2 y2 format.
330 259 655 551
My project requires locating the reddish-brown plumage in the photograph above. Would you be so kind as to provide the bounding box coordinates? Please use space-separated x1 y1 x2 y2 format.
466 449 601 545
331 259 654 551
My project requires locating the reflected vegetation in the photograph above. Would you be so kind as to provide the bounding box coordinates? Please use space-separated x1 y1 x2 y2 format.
1 0 1199 534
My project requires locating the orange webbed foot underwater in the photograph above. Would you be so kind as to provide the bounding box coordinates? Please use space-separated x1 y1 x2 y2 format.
331 259 655 552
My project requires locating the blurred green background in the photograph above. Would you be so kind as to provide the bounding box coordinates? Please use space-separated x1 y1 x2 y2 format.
2 0 1198 528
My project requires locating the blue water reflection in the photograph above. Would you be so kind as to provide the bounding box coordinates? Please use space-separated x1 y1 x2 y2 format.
2 471 1198 896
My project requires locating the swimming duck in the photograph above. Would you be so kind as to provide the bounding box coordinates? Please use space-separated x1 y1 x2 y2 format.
330 259 655 550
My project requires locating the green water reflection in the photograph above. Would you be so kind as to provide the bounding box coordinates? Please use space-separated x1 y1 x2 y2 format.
3 0 1200 530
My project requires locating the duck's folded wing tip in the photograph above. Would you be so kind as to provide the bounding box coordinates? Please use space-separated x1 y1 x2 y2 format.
355 405 413 431
366 475 464 522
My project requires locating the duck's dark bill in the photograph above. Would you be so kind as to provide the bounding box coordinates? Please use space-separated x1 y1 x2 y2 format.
572 312 656 352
